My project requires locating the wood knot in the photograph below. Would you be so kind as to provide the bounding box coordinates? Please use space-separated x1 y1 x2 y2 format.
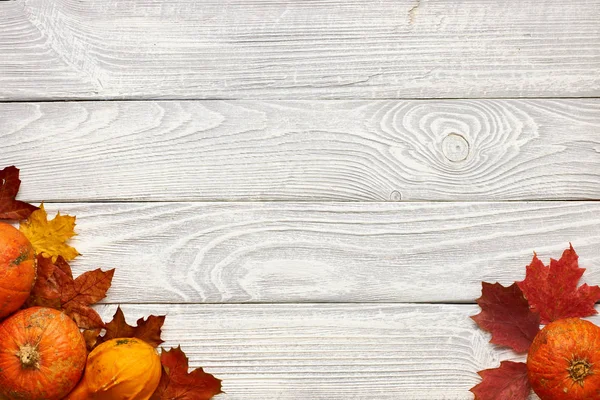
441 133 470 162
390 191 402 201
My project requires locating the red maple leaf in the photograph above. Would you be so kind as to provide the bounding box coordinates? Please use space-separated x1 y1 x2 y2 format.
470 361 531 400
517 245 600 324
25 255 114 329
151 346 222 400
0 166 38 220
471 282 540 353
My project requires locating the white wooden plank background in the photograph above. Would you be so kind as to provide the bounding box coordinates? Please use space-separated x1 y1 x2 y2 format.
98 303 574 399
41 202 600 304
1 0 599 100
2 0 599 398
2 100 600 202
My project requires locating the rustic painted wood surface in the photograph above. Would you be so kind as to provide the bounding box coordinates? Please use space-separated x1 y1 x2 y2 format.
2 0 599 398
43 202 600 304
2 99 600 202
1 0 599 100
95 303 514 399
99 303 587 400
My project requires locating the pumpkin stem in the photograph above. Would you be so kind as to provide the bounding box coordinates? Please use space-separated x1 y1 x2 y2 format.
16 343 41 370
567 357 593 387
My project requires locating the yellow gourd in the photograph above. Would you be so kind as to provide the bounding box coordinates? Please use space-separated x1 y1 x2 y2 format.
65 338 162 400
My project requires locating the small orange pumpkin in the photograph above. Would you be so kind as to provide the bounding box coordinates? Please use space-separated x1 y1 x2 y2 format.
65 337 162 400
0 307 87 400
0 222 36 319
527 318 600 399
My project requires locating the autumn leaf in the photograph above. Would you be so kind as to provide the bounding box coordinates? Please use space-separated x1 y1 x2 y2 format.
470 361 531 400
471 282 540 353
151 346 222 400
0 166 38 220
94 306 165 348
64 268 115 329
82 328 102 351
19 203 80 262
25 254 114 329
517 245 600 324
25 255 66 309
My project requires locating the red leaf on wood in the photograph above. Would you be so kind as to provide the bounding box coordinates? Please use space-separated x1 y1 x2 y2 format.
25 254 114 329
151 346 222 400
0 166 38 220
471 282 540 353
517 245 600 324
470 361 531 400
96 306 165 348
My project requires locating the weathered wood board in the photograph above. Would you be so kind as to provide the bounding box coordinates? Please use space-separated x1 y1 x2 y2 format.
38 202 600 304
98 303 573 399
2 100 600 202
1 0 599 100
96 303 516 399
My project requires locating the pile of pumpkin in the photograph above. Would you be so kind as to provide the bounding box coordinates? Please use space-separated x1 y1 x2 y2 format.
0 222 160 400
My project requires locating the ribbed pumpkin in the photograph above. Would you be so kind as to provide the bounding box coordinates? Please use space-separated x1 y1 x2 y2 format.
528 318 600 399
0 222 36 319
0 307 87 400
65 337 162 400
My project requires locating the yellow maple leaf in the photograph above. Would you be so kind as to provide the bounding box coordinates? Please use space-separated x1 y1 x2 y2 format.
19 204 80 262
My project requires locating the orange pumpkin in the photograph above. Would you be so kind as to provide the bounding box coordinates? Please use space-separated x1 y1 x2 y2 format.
0 307 87 400
527 318 600 399
65 337 162 400
0 222 36 319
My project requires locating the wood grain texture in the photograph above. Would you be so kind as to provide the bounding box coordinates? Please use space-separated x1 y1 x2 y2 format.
3 99 600 202
1 0 599 100
97 303 570 399
41 201 600 304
